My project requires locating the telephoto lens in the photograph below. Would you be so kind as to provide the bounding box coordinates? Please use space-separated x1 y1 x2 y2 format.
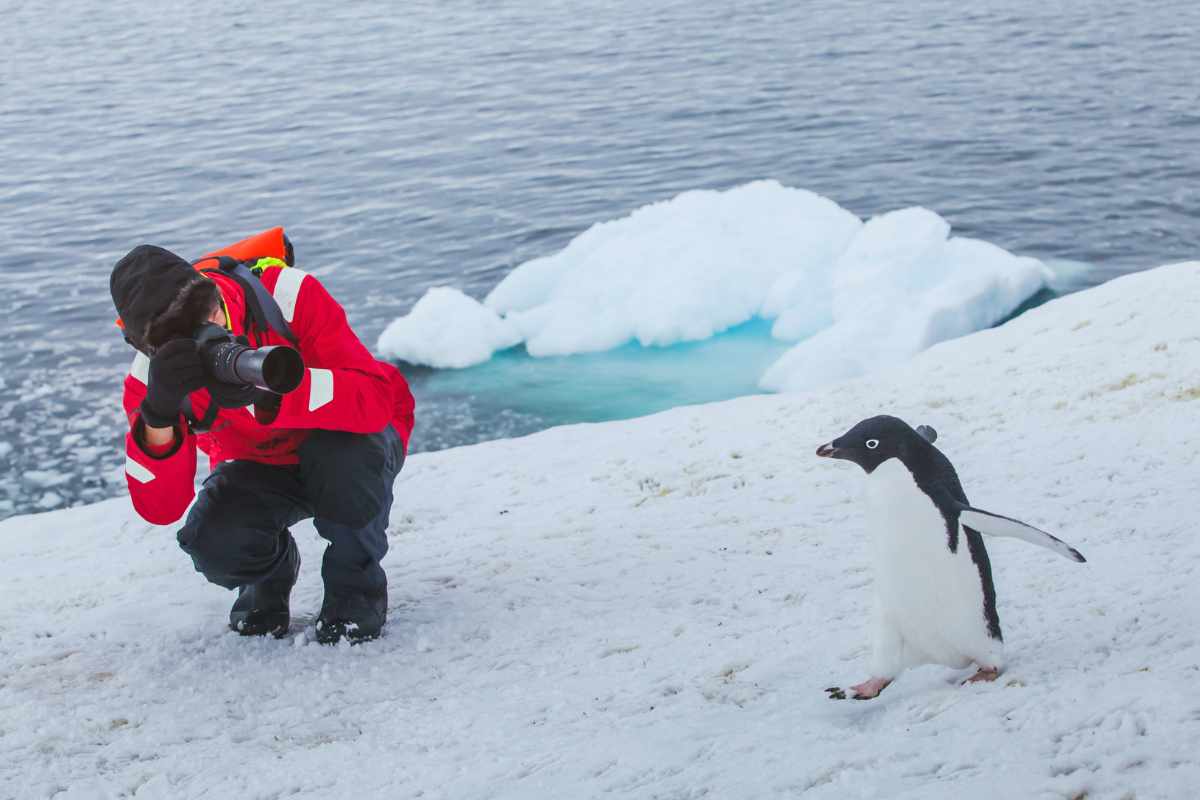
194 323 305 394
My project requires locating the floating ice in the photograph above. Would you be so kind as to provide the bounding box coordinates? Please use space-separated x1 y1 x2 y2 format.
23 470 71 489
377 287 521 369
35 492 63 509
380 182 1050 391
759 209 1050 392
487 181 861 356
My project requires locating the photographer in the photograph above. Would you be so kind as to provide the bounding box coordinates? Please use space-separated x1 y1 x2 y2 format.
111 233 415 644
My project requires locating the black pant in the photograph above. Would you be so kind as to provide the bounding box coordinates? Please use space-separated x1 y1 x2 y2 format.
177 425 405 597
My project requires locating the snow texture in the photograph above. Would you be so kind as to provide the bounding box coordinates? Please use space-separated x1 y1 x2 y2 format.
379 182 1049 396
3 262 1199 799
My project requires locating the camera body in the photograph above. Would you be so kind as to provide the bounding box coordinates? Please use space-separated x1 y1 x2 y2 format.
193 323 304 394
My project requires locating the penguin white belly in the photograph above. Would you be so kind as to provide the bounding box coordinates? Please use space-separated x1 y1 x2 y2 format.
864 460 1000 671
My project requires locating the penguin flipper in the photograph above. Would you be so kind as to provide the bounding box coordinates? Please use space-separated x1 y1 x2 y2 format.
916 425 937 443
958 506 1086 563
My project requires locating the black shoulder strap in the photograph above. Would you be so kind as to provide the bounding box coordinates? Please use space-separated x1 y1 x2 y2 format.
193 255 299 345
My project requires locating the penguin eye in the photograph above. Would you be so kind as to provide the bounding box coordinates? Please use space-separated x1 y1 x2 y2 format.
865 439 880 450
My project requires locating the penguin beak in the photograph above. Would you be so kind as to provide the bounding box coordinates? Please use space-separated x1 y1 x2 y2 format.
816 443 841 459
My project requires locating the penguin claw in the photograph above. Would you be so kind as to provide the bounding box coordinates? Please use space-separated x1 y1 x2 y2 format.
963 667 1001 685
825 686 847 701
848 677 892 699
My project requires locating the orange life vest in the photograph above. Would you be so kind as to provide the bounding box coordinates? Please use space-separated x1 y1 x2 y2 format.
200 226 293 266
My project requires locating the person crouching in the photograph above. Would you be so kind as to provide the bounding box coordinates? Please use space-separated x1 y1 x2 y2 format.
110 239 415 644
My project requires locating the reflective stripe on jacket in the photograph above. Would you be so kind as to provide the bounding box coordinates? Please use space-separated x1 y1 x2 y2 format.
121 265 415 525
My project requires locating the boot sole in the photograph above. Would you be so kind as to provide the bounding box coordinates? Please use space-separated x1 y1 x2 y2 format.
315 620 382 645
230 614 291 638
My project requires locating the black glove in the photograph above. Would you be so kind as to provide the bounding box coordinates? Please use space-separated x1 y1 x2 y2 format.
141 338 206 428
206 379 261 409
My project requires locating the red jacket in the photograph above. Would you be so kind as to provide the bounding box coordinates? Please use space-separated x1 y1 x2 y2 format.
122 265 415 525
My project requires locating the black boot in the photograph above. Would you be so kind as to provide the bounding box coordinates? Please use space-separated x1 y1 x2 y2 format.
316 586 387 645
229 534 300 638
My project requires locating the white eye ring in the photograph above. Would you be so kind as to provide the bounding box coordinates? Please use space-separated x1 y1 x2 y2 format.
865 439 880 450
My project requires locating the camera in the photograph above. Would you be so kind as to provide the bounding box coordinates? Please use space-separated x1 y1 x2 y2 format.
193 323 304 394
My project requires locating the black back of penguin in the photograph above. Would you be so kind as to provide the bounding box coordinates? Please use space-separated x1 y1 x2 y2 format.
819 415 1002 639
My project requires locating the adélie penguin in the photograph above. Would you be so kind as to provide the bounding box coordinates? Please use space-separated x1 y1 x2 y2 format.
816 415 1086 700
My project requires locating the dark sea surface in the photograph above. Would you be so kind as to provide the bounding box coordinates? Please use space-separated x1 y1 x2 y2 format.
1 0 1197 519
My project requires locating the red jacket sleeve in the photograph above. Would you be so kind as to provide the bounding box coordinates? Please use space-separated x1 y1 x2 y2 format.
122 354 198 525
263 271 396 434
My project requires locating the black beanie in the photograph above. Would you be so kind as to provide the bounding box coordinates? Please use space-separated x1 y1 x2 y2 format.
110 245 200 348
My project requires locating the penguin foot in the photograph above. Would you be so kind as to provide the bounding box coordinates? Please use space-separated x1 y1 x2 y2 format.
963 667 1001 685
849 677 892 699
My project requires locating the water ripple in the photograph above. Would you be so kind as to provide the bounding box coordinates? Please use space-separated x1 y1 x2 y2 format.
1 0 1198 517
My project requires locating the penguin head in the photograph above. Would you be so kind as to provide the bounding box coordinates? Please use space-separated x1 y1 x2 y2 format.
816 415 926 474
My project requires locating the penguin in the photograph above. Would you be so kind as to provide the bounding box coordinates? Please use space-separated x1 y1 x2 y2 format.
815 415 1085 700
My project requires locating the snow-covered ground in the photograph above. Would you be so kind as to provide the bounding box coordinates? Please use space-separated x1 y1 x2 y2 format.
3 262 1199 799
377 181 1050 394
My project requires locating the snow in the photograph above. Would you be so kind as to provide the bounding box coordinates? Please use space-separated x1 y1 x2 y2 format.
4 262 1200 799
380 183 1050 396
376 287 521 369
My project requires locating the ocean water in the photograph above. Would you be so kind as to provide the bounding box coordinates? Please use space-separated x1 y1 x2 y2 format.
407 319 794 452
1 0 1197 519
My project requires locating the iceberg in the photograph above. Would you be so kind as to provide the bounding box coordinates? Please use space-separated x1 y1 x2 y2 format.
377 287 521 369
379 181 1051 392
759 209 1051 392
487 181 861 356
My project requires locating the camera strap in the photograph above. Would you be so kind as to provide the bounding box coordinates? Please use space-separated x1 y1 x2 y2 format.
180 395 220 433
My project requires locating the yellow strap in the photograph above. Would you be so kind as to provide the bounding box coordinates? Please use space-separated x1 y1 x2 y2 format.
196 271 235 331
209 257 288 330
250 257 288 275
219 294 233 331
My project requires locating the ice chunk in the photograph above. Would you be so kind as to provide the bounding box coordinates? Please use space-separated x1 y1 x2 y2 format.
760 214 1051 392
762 270 835 342
376 287 521 369
36 492 63 509
23 470 71 489
483 252 568 315
379 183 1049 392
830 208 951 318
486 180 861 355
